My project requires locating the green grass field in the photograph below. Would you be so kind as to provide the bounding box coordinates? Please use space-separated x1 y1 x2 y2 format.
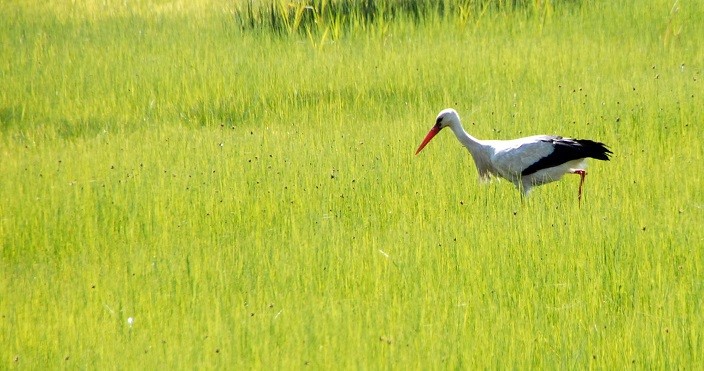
1 0 703 368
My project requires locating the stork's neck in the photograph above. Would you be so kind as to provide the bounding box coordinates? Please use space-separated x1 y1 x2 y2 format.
449 124 485 154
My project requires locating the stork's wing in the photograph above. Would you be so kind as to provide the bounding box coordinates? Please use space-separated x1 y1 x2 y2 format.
520 137 612 176
490 136 558 175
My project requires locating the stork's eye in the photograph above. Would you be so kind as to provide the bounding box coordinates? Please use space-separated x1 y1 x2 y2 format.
435 117 443 126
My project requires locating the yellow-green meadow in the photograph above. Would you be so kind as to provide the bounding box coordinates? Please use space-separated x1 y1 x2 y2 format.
1 0 702 368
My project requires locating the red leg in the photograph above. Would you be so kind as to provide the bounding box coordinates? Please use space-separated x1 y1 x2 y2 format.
571 170 587 205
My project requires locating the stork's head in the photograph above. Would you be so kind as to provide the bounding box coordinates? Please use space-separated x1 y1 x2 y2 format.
414 108 461 155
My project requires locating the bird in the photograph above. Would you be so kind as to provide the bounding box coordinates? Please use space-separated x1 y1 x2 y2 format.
415 108 612 203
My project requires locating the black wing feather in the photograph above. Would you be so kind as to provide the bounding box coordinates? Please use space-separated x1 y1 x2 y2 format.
521 138 612 176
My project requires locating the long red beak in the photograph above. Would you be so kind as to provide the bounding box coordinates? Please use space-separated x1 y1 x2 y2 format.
415 126 441 155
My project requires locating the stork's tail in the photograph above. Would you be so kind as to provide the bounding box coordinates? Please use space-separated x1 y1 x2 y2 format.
575 139 612 161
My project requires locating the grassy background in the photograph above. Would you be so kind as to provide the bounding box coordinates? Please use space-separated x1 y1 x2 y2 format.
1 0 703 368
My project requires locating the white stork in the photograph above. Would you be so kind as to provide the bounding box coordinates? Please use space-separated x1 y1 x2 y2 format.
415 108 612 202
